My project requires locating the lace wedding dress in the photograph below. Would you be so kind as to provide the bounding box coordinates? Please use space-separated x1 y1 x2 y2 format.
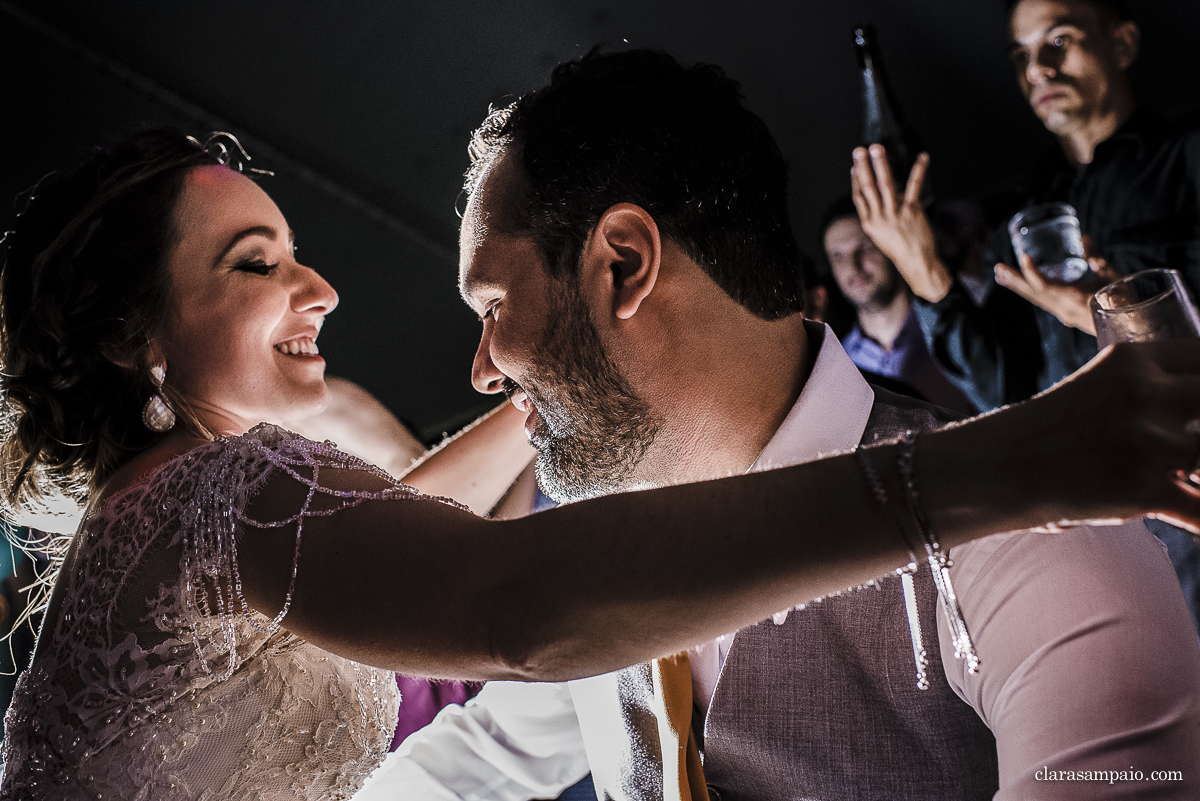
0 426 431 800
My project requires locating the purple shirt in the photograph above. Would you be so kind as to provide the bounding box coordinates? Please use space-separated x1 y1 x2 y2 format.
841 308 974 414
391 676 482 751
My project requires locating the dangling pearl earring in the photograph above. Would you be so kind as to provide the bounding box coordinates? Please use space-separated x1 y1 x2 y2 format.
142 363 176 433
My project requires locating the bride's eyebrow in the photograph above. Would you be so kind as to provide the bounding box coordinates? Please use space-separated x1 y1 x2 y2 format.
215 225 280 263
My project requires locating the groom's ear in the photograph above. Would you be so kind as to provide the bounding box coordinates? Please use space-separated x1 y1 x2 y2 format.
579 203 661 321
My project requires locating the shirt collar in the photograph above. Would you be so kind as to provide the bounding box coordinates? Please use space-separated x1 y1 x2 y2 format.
748 320 875 473
1094 106 1165 161
1028 106 1166 192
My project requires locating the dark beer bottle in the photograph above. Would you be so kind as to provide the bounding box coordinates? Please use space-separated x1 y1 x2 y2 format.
854 24 926 194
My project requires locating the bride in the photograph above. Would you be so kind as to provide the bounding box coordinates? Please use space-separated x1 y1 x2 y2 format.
0 130 1197 799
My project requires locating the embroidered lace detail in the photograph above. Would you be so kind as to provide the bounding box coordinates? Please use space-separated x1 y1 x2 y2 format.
0 425 422 800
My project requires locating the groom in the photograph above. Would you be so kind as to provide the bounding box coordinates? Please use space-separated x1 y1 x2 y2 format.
360 49 1200 800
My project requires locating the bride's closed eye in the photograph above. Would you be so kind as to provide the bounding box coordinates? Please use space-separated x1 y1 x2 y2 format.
235 260 279 276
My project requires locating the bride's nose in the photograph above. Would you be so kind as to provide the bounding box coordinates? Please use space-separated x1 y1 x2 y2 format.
294 265 339 315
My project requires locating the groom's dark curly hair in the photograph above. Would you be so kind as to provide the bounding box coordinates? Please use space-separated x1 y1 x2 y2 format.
466 47 805 321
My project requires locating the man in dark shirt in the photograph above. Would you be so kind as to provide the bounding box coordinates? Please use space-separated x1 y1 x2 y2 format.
851 0 1200 633
854 0 1200 410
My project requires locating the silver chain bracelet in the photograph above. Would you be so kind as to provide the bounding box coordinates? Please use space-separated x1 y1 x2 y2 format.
897 431 980 675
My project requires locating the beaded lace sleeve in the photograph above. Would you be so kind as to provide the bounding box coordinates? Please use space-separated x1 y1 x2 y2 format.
0 424 450 800
176 423 443 679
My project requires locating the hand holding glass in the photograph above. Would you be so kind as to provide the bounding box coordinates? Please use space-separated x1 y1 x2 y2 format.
1008 203 1090 283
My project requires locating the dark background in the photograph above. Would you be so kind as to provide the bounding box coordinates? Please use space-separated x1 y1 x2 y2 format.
2 0 1198 438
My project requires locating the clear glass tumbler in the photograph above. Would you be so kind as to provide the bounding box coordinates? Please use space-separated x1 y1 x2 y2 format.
1008 202 1089 283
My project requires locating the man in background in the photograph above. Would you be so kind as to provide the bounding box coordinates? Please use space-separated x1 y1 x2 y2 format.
858 0 1198 408
822 196 973 413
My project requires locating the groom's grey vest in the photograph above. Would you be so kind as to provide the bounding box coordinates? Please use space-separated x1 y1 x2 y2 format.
570 388 999 801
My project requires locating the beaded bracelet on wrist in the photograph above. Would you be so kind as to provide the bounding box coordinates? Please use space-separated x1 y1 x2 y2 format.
855 442 929 689
854 432 981 689
897 431 980 675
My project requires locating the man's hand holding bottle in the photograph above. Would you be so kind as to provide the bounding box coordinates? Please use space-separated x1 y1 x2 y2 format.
850 144 954 303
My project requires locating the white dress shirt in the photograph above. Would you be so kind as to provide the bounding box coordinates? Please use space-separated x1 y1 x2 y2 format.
356 324 1200 800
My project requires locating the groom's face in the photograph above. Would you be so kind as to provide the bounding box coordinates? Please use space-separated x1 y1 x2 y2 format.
458 151 658 503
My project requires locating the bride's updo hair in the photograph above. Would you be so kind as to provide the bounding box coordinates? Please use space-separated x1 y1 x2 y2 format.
0 129 221 527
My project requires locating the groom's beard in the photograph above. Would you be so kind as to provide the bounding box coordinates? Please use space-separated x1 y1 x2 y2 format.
512 280 659 504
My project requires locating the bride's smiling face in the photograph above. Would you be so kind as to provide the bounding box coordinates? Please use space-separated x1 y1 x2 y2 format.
161 165 339 435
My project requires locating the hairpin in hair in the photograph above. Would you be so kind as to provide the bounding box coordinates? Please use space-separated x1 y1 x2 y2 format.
187 131 275 177
10 171 57 221
2 172 57 247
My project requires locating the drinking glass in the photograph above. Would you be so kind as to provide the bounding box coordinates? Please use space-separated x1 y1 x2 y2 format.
1091 269 1200 349
1008 203 1089 283
1093 270 1200 547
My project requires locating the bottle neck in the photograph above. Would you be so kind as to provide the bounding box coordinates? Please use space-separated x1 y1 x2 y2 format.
855 26 928 200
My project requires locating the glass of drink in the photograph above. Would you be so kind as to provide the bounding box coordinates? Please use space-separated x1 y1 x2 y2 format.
1008 203 1089 283
1092 269 1200 545
1091 269 1200 349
